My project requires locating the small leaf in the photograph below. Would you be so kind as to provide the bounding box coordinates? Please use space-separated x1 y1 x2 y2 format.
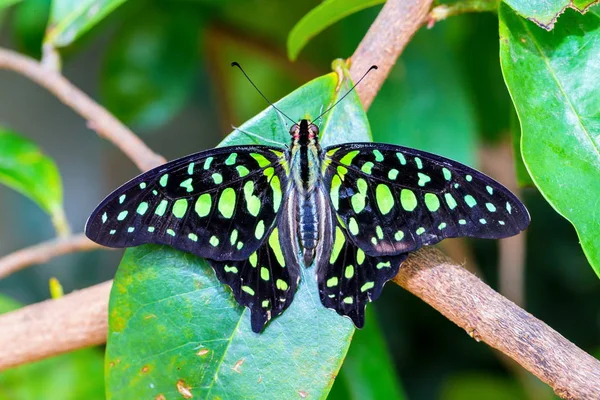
49 277 64 299
499 5 600 276
45 0 128 47
100 6 200 130
0 128 69 236
0 295 105 399
330 310 407 400
502 0 599 29
106 68 369 398
287 0 385 61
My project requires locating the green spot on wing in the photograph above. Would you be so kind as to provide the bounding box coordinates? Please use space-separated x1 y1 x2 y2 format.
424 193 440 212
329 227 345 263
400 189 417 211
155 200 168 216
464 195 477 208
375 184 394 215
218 188 236 218
340 150 359 165
251 153 271 168
172 199 188 218
195 193 212 217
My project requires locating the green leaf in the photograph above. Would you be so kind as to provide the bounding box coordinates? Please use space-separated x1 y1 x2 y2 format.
106 67 369 399
0 295 105 400
0 128 69 236
369 23 477 166
0 0 22 10
499 5 600 277
502 0 599 29
510 108 535 187
329 310 407 400
100 6 200 130
287 0 385 61
45 0 128 47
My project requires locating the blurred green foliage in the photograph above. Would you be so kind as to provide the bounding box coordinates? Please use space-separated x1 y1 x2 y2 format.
0 0 598 399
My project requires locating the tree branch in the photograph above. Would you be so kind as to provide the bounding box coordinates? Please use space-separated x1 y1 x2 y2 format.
394 247 600 399
0 48 165 172
0 1 599 399
0 281 111 371
349 0 433 108
0 234 106 280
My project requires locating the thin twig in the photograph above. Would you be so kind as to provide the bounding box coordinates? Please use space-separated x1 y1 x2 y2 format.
0 48 165 172
0 234 106 280
349 0 434 109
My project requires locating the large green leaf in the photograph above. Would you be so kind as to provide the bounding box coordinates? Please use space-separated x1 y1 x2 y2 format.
0 128 68 235
287 0 385 61
0 295 104 400
502 0 598 29
499 5 600 276
45 0 128 47
369 23 477 166
100 6 201 130
106 66 370 399
329 310 406 400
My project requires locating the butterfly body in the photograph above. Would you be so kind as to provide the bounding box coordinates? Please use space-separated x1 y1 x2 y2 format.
86 119 530 333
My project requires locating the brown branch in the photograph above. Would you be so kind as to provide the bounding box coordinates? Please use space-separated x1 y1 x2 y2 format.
349 0 433 109
0 234 106 280
0 48 165 172
394 247 600 399
0 1 599 399
0 281 111 371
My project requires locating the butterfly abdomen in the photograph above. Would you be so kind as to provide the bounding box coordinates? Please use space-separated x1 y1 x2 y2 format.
298 192 320 266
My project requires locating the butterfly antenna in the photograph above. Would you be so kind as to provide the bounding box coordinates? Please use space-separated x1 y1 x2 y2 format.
314 65 378 122
231 62 296 125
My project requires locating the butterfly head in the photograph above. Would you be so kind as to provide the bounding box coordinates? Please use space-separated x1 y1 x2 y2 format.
290 119 319 145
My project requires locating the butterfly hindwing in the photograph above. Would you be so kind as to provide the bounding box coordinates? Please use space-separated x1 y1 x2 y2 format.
85 145 288 262
317 221 407 327
323 143 530 257
209 224 300 333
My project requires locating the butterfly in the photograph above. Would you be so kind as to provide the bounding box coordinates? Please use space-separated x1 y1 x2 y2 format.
85 65 530 333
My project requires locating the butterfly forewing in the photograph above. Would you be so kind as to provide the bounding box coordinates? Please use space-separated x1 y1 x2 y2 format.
323 143 530 257
85 145 288 262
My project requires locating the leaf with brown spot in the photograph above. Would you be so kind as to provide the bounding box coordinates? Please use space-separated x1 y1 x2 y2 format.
176 379 193 399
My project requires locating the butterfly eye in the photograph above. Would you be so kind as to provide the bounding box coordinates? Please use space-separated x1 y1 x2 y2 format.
289 124 300 136
308 124 319 136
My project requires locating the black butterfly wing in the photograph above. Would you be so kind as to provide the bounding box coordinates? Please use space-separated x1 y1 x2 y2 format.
316 220 407 327
209 222 301 333
85 145 288 262
322 143 530 257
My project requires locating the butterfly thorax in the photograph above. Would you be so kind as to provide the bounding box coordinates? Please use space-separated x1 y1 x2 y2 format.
288 119 325 266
